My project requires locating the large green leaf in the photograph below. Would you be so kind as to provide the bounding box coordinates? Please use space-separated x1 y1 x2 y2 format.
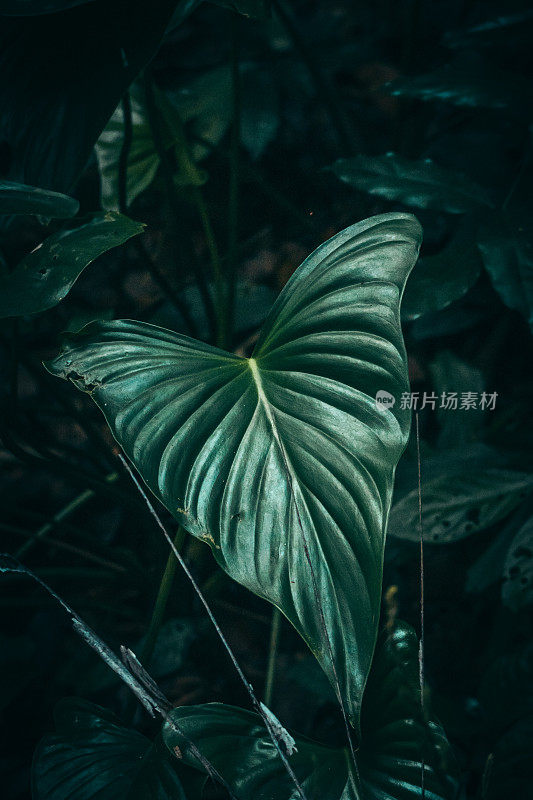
402 220 482 320
0 212 143 318
0 180 79 218
162 622 458 800
331 154 494 214
389 452 533 543
0 0 182 192
47 213 421 727
32 698 201 800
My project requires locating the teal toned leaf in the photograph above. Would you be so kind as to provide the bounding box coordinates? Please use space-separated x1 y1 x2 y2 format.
331 153 494 214
0 180 79 218
0 0 179 192
402 221 482 319
389 457 533 543
385 62 532 113
32 698 200 800
477 210 533 332
162 622 458 800
502 517 533 610
47 213 422 727
0 212 143 318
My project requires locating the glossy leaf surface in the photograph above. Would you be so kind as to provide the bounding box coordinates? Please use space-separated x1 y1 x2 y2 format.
162 622 458 800
331 154 494 214
47 213 421 726
32 698 199 800
0 180 79 218
0 212 143 318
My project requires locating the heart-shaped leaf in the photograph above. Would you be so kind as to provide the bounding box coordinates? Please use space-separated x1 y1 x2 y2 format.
32 698 201 800
162 622 458 800
0 212 143 318
331 154 494 214
0 180 79 218
47 213 422 727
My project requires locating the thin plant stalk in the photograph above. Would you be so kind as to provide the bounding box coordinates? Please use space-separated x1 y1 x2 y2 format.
264 607 282 707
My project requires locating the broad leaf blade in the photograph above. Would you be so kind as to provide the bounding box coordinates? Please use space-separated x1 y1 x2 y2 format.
331 154 494 214
32 698 197 800
0 180 79 218
162 622 458 800
47 213 422 727
0 212 143 318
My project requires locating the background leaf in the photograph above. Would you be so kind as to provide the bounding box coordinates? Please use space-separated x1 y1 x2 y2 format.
331 153 494 214
478 209 533 332
389 454 533 543
502 516 533 610
402 220 482 320
0 180 79 218
32 698 200 800
0 0 182 192
46 213 421 728
0 212 143 318
162 622 458 800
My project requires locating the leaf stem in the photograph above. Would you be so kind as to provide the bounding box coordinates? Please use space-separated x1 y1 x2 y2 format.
140 527 186 667
264 607 281 706
226 13 241 348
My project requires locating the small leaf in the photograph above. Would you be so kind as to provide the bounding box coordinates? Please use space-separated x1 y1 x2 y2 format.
331 153 494 214
47 213 422 729
0 212 143 318
240 63 280 160
0 180 79 218
502 517 533 610
403 220 482 319
162 622 458 800
32 698 200 800
389 455 533 543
